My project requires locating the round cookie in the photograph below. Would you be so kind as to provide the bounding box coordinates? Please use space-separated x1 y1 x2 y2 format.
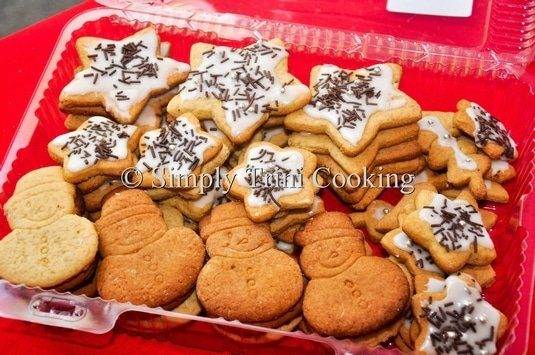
0 214 98 289
97 227 205 307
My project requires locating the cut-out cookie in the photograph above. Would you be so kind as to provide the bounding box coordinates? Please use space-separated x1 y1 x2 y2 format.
158 203 184 229
0 214 98 289
226 142 317 222
349 200 394 242
48 116 141 183
65 87 180 131
486 159 516 183
455 100 517 160
196 202 304 324
97 227 205 308
376 182 438 233
484 179 509 203
288 123 419 175
296 212 410 337
418 113 490 199
228 126 289 167
60 27 189 123
161 166 231 221
284 63 421 156
269 196 325 238
135 113 222 188
167 39 310 144
4 166 81 229
82 179 125 212
412 274 508 355
402 190 496 273
95 189 167 257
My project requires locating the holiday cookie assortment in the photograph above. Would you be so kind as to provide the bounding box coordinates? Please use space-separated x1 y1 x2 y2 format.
0 27 522 353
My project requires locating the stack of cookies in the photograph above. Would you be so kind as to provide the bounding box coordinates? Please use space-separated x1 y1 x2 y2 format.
0 26 518 354
285 63 425 211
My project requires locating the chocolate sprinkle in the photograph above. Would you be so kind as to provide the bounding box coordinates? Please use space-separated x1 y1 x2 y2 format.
470 104 516 160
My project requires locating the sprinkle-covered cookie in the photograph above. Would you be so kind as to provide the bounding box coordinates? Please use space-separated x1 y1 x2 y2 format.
285 63 421 156
402 190 496 273
135 113 222 188
60 27 189 123
412 274 507 355
167 39 310 144
455 100 517 160
226 142 317 222
48 116 141 183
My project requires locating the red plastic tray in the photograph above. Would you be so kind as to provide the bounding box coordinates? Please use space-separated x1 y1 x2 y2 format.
0 2 534 354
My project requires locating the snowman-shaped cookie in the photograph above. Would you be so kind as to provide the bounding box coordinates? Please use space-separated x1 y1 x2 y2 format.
296 212 410 338
196 202 303 327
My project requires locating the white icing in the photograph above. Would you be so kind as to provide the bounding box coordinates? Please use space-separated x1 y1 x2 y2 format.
490 160 510 175
304 64 406 146
192 166 229 208
425 278 446 293
418 115 477 171
234 145 305 207
202 120 227 141
136 118 217 177
179 41 308 137
50 116 137 172
419 193 493 251
393 231 443 273
412 169 431 185
484 180 492 189
466 102 517 160
276 240 295 254
62 29 189 121
419 275 501 355
373 205 388 221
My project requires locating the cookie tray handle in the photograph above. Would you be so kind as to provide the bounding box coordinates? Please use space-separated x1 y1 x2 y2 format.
0 280 131 334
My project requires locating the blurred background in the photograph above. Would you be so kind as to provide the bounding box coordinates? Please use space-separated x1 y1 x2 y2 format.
0 0 78 37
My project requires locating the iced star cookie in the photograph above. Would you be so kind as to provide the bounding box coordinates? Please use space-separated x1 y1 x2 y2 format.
226 142 317 222
48 116 141 183
228 126 289 167
0 215 98 290
160 166 231 221
60 27 189 123
402 190 496 273
412 274 507 355
455 100 517 160
135 113 222 188
418 113 490 199
349 200 394 242
4 166 81 229
167 39 310 144
284 63 421 156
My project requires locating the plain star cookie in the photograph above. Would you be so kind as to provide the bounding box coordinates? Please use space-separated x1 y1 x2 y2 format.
284 63 421 156
167 38 310 144
48 116 141 183
226 142 317 222
60 27 190 123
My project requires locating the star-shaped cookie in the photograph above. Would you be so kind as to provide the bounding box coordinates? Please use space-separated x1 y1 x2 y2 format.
60 27 190 123
48 116 140 183
401 190 496 273
135 113 223 188
226 142 317 222
285 63 421 156
167 39 310 144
